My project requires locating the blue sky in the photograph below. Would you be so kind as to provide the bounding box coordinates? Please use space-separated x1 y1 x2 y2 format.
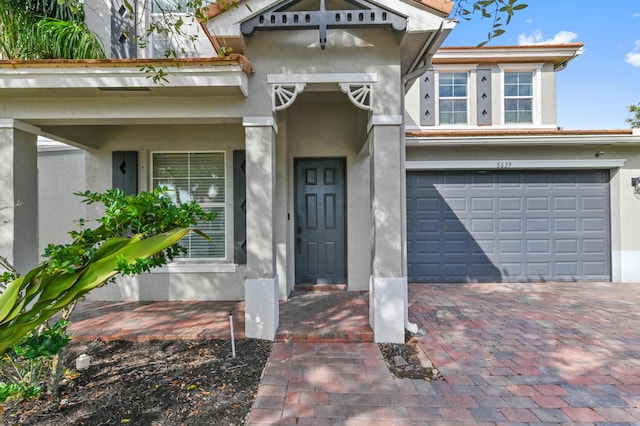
442 1 640 130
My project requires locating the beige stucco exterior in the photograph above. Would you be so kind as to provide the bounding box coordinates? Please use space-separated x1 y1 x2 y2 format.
0 0 456 343
3 1 640 343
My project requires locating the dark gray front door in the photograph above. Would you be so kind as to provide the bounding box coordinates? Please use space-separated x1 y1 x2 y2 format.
295 158 346 284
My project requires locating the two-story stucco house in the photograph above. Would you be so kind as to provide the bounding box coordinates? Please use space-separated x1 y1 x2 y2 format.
2 0 640 344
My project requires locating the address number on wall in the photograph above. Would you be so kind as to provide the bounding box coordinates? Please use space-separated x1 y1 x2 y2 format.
496 161 512 169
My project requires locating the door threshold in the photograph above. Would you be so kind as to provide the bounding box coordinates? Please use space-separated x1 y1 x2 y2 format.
295 284 348 292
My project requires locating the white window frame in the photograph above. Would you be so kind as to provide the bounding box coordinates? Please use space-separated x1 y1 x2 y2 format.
499 63 543 126
433 65 477 127
149 150 229 264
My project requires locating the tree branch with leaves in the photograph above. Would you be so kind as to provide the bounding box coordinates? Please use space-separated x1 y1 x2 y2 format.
627 103 640 129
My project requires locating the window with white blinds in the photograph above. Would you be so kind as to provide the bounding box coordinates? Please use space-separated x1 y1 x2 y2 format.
152 152 226 259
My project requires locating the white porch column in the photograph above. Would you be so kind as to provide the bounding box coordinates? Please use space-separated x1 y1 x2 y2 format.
243 116 279 340
368 115 408 343
0 120 39 275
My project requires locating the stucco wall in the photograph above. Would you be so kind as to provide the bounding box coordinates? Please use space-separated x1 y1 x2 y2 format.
38 148 87 254
404 63 559 129
85 124 249 301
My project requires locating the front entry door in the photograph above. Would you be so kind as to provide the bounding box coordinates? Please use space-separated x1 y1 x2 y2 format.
295 158 347 284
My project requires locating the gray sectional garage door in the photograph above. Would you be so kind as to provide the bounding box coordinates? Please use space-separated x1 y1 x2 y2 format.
407 170 611 283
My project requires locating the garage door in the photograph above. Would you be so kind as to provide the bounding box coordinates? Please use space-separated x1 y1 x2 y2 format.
407 170 611 283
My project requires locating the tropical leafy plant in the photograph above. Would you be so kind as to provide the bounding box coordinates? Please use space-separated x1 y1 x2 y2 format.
0 188 215 356
0 319 70 403
0 0 105 59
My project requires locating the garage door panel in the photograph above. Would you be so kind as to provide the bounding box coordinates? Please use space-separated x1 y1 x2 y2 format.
554 197 578 211
471 197 495 211
499 240 523 254
527 262 551 276
526 197 550 211
582 196 607 211
499 218 523 232
499 197 522 211
470 218 495 232
553 218 578 232
473 240 496 255
583 239 607 253
584 261 607 275
407 170 610 283
556 239 579 254
555 262 578 276
499 262 523 278
582 218 606 232
416 218 439 232
416 197 440 212
526 239 550 254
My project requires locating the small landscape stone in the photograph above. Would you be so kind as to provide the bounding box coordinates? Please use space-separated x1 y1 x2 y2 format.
393 355 409 367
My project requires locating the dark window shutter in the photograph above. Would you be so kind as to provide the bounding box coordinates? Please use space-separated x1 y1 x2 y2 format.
111 0 137 58
233 150 247 265
477 69 493 126
420 70 436 126
112 151 138 195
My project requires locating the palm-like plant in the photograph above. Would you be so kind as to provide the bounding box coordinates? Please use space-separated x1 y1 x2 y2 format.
0 0 105 60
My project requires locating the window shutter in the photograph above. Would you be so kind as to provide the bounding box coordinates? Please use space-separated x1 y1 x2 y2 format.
111 0 137 58
233 150 247 265
477 69 493 126
420 70 436 126
112 151 138 195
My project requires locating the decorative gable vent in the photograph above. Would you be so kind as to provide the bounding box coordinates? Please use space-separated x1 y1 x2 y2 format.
241 0 406 49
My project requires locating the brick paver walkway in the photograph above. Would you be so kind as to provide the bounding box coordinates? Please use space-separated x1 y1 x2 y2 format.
248 282 640 425
70 282 640 424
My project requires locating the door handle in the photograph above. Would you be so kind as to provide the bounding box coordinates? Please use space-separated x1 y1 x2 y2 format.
297 237 302 254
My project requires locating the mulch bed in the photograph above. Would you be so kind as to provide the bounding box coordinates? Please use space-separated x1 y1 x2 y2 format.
2 332 441 425
1 339 272 426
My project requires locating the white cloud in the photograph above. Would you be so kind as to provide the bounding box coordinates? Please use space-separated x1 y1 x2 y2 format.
626 40 640 67
518 30 579 45
525 18 533 24
633 13 640 18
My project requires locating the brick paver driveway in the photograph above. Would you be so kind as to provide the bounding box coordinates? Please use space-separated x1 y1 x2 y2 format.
409 282 640 424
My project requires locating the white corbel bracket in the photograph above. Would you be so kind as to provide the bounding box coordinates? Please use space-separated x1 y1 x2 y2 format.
339 83 372 111
273 84 306 111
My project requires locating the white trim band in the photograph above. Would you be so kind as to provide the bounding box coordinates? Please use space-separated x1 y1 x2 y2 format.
406 159 627 170
267 73 377 84
243 116 278 133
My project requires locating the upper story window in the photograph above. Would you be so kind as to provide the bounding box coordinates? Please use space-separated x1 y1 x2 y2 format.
504 71 533 123
152 152 226 259
438 72 468 125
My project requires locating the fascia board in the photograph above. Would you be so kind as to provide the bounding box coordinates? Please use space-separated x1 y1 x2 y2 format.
365 0 447 31
0 65 248 95
205 0 284 38
433 46 583 64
